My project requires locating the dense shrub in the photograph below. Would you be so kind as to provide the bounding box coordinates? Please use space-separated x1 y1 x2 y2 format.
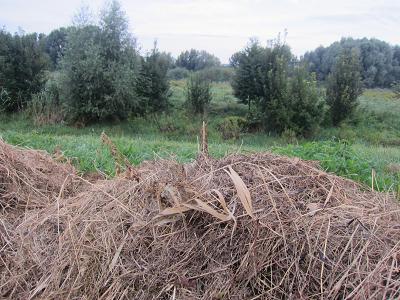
0 30 50 111
27 72 64 125
167 67 190 80
58 1 140 124
326 48 363 125
185 74 212 116
231 38 325 136
217 116 246 140
176 49 220 71
136 45 171 114
392 81 400 98
198 66 234 82
287 67 326 136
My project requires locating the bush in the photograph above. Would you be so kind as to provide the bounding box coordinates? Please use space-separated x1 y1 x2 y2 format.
58 2 140 124
136 45 171 114
167 67 190 80
326 48 363 125
198 67 234 82
27 73 64 125
0 88 12 112
391 81 400 99
185 74 212 116
217 116 246 140
287 68 326 137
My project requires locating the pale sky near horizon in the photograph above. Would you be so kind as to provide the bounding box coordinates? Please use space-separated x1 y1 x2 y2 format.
1 0 399 63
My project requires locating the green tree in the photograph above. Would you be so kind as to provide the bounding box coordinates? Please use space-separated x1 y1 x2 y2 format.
136 43 171 114
176 49 220 71
45 27 70 68
59 1 140 123
185 73 212 116
230 39 265 112
0 30 50 111
326 48 362 125
303 37 399 87
288 67 326 136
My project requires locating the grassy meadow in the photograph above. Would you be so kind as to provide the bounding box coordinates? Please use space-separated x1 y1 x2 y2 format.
0 80 399 194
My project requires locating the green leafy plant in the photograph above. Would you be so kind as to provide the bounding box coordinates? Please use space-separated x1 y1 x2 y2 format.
185 73 212 116
217 116 246 140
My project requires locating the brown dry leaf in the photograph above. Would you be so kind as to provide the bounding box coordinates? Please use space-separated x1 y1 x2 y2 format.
211 189 229 214
159 206 191 216
225 165 254 219
184 199 231 221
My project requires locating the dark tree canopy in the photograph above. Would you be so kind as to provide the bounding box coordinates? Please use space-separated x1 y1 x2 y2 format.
45 27 70 68
0 30 50 111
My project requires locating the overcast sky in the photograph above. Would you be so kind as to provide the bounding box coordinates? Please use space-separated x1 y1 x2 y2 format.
1 0 399 63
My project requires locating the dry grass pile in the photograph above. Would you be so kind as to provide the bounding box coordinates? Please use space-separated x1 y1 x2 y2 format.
0 140 76 214
1 143 399 299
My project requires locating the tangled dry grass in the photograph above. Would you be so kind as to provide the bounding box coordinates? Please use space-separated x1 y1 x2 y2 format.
0 140 399 299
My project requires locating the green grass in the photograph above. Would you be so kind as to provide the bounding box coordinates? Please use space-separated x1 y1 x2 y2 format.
0 83 399 194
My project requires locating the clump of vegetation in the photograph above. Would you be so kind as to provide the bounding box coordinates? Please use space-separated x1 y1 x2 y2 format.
0 30 49 112
303 38 400 88
136 44 171 115
217 116 246 140
392 81 400 98
326 48 363 125
27 72 65 125
58 1 140 124
176 49 220 71
185 74 212 116
231 38 326 136
167 67 190 80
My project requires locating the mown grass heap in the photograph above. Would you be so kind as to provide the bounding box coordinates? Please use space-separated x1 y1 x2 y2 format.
0 140 399 299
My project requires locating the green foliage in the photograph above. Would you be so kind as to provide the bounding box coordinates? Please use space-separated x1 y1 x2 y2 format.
326 48 363 125
197 66 234 82
0 30 50 111
274 140 371 182
303 37 399 88
217 116 246 140
27 72 64 125
230 39 265 110
45 27 70 68
0 88 11 112
58 1 140 124
167 67 190 80
185 74 212 116
136 44 171 114
231 38 325 136
391 81 400 98
176 49 220 71
287 67 326 136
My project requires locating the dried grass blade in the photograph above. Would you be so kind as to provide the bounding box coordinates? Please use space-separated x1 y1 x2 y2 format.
159 206 191 216
184 199 230 221
225 166 254 219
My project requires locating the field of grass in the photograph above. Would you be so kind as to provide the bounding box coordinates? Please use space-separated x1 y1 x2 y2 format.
0 81 399 194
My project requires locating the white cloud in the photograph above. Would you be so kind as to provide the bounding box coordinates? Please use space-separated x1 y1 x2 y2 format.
0 0 399 63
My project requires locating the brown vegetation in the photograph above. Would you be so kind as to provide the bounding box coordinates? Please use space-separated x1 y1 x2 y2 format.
0 139 399 299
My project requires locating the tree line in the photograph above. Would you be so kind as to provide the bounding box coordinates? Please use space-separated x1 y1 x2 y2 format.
303 37 400 88
0 0 398 136
0 0 220 124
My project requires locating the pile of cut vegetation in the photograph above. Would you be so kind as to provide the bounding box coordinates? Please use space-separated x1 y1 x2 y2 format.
0 140 76 216
0 140 399 299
